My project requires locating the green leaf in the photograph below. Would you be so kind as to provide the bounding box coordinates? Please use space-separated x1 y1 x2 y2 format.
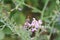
32 9 39 13
3 27 12 35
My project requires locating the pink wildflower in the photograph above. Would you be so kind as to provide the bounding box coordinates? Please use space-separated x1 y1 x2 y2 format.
31 18 39 29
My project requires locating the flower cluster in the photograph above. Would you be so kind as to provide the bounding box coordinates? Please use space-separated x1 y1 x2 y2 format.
24 18 45 32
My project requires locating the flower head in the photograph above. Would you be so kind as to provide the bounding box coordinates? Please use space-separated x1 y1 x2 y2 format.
31 18 39 28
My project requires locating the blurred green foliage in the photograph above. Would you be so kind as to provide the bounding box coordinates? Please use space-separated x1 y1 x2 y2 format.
0 0 60 40
10 10 26 25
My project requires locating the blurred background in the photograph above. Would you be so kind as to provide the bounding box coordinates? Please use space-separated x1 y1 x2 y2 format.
0 0 60 40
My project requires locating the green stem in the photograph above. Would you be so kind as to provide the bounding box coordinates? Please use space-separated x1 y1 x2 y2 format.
23 3 42 14
41 0 49 20
48 14 58 40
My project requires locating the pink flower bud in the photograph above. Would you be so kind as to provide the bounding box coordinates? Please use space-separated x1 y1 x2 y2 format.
31 18 40 29
24 22 31 28
31 28 36 32
38 20 42 25
31 18 37 26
